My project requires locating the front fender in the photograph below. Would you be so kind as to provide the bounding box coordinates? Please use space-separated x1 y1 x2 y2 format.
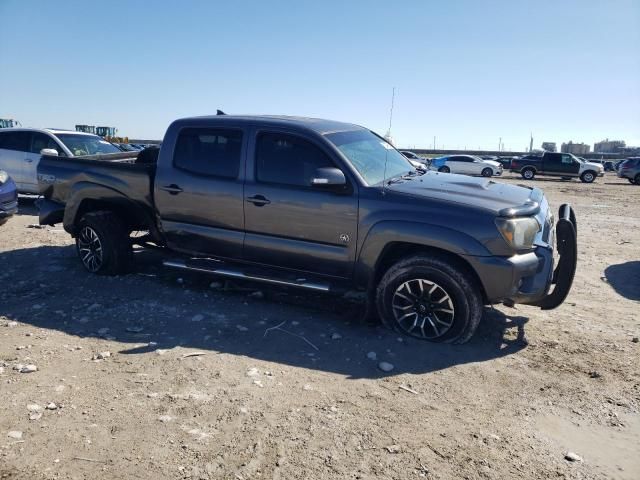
354 220 494 289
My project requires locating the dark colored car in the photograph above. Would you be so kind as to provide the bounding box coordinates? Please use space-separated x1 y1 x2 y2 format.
511 152 604 183
0 170 18 226
618 157 640 184
36 115 577 344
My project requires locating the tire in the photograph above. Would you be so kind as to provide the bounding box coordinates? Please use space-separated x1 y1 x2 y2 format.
635 174 640 185
438 166 450 173
75 211 132 275
481 167 493 177
376 255 483 344
629 178 635 184
580 171 596 183
521 168 535 180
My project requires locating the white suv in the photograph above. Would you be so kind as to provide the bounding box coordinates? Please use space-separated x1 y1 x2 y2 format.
0 128 122 193
435 154 503 177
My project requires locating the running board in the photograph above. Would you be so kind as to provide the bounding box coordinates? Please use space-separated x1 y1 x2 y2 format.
162 259 331 292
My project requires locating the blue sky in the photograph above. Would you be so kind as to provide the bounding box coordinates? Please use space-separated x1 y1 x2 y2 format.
1 0 638 150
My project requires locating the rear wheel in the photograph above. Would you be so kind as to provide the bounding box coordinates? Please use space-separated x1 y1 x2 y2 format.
376 255 483 344
635 174 640 185
629 178 635 184
481 167 493 177
521 168 535 180
580 171 596 183
75 211 132 275
438 166 450 173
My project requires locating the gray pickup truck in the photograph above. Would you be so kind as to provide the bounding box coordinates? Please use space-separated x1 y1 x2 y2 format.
37 115 577 343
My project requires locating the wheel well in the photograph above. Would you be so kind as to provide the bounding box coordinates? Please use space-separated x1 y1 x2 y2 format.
373 242 488 302
73 199 150 235
521 165 537 172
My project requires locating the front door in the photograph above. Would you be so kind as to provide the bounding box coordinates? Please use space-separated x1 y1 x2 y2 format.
243 130 358 278
26 132 65 193
547 153 580 176
154 126 246 259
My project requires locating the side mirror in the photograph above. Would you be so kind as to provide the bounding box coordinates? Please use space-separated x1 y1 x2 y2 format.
41 148 59 156
311 167 346 187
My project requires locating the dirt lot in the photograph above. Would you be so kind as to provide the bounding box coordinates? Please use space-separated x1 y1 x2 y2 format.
1 173 638 480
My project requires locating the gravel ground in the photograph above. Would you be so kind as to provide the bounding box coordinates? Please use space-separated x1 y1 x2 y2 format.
1 173 638 480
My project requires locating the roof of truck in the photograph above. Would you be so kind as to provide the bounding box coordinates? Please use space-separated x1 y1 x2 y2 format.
179 115 366 135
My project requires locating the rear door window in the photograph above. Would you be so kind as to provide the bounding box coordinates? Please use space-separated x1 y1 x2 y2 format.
255 132 334 187
173 128 243 179
0 131 30 151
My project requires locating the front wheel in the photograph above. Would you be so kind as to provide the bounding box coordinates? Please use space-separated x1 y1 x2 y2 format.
481 167 493 177
376 255 483 344
521 168 535 180
75 211 132 275
580 171 596 183
438 166 450 173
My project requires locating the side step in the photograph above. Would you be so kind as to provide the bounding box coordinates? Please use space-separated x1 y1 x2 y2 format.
163 258 332 292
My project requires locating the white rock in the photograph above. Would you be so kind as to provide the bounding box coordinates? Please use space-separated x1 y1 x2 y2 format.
366 351 377 361
331 333 342 340
46 402 58 410
27 404 42 412
378 361 394 372
191 314 204 322
239 407 249 414
0 366 4 374
246 367 260 377
20 364 38 373
29 412 43 421
7 321 18 328
303 384 312 391
565 451 583 462
253 380 264 388
7 431 22 440
158 415 173 423
93 351 111 360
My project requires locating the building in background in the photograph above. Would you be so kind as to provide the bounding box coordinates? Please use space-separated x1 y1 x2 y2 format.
561 141 590 155
541 142 557 152
594 139 626 153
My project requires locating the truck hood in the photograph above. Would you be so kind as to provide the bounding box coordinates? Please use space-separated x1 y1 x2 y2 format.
387 172 539 216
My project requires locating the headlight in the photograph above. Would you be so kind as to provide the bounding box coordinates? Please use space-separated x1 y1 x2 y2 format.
0 171 8 185
495 216 541 250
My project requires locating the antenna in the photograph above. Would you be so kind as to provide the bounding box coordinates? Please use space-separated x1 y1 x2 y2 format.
382 87 395 196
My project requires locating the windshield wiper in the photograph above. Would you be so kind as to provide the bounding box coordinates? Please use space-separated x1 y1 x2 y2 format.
386 170 419 185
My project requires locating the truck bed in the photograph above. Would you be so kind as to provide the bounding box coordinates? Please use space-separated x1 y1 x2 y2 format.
37 153 157 232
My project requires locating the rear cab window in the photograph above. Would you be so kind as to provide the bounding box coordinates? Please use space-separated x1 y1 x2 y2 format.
173 128 243 178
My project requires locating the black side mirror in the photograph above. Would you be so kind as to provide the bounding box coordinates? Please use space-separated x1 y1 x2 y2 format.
311 167 346 187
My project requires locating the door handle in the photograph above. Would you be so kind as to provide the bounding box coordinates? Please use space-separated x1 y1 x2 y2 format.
246 195 271 206
160 184 183 195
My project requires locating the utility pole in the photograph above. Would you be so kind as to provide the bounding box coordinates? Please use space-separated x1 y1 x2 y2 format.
433 136 436 150
499 137 502 152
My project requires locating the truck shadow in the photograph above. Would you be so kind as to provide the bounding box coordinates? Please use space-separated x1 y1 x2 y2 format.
604 261 640 301
0 245 529 379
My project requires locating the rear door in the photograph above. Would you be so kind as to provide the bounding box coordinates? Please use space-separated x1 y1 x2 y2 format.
24 132 66 192
0 131 30 190
447 155 465 173
243 129 358 278
154 126 247 259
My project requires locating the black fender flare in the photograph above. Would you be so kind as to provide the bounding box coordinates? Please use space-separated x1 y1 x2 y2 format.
354 220 493 290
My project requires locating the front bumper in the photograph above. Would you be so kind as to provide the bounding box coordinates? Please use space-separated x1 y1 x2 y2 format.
0 181 18 224
466 204 577 308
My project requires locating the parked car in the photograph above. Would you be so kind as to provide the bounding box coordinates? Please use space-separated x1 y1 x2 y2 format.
617 157 640 185
0 170 18 226
510 152 604 183
435 155 502 177
115 143 140 152
0 128 122 193
37 114 577 344
400 150 424 162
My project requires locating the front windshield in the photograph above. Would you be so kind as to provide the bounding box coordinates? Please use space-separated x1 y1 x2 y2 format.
56 134 122 156
325 130 413 185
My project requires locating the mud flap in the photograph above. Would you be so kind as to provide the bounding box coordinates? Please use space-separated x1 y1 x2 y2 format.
537 204 577 310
